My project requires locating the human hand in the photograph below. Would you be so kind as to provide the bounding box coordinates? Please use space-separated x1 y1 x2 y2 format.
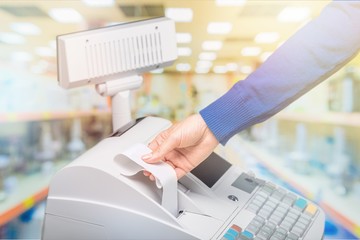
142 114 219 180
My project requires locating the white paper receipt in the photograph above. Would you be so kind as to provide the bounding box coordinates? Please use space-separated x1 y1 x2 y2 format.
116 143 178 216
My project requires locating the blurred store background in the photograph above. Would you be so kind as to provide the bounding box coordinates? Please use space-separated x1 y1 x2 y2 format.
0 0 359 239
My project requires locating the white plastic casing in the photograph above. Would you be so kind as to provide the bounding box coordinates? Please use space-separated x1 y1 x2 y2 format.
57 17 177 89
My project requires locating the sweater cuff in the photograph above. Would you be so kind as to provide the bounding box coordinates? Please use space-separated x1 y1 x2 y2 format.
200 84 259 145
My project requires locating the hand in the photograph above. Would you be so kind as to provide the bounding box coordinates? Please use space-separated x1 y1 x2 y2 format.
142 114 219 180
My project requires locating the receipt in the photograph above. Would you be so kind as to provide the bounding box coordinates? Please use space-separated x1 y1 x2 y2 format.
116 143 178 216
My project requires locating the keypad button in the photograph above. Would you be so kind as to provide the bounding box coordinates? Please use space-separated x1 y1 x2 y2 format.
297 216 310 227
266 222 276 230
270 235 284 240
293 221 307 231
255 195 267 202
286 232 299 240
272 190 286 201
293 198 307 211
262 205 274 213
305 203 317 217
258 191 270 199
223 233 236 240
269 215 282 225
261 225 274 235
246 224 261 235
254 215 266 223
291 226 304 237
282 197 295 206
259 209 272 219
280 221 293 231
257 229 271 240
247 203 261 213
240 230 254 240
272 230 286 240
231 224 242 232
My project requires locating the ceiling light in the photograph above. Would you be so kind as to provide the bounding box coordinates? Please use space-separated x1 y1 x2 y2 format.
49 8 83 23
202 41 223 51
226 63 238 71
195 67 210 74
240 65 253 74
0 32 26 44
241 47 261 56
199 52 217 61
35 47 55 57
176 63 191 72
165 8 193 22
11 51 33 62
216 0 246 6
197 60 213 68
178 47 192 56
10 22 41 35
261 51 273 62
278 7 310 22
207 22 233 35
150 68 164 74
213 66 228 74
82 0 114 7
255 32 279 43
176 33 192 44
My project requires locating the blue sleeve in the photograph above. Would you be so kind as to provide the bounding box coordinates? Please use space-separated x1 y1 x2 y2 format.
200 1 360 145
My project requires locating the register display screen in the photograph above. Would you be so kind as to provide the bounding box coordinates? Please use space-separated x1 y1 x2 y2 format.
191 152 231 188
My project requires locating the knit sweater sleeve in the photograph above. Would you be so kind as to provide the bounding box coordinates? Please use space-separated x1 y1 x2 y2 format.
200 1 360 145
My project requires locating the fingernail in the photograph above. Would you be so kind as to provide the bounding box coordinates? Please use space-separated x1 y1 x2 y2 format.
142 153 152 160
149 175 155 181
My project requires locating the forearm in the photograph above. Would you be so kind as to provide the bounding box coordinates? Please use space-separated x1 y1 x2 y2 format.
201 1 360 145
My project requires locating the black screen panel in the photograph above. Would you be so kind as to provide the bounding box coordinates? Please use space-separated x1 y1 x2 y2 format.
191 152 231 188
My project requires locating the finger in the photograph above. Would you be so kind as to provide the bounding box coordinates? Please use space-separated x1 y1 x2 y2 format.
149 174 155 181
142 129 171 162
147 128 171 151
174 168 187 180
143 127 179 164
145 136 178 163
143 170 151 176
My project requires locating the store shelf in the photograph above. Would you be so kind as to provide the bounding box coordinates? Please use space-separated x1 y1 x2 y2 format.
275 111 360 127
0 161 69 226
0 109 111 123
236 138 360 238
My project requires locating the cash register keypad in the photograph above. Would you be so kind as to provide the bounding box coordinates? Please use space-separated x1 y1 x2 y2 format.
221 183 318 240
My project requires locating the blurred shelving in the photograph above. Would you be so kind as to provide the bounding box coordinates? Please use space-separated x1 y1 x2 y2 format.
0 110 111 123
275 112 360 127
0 161 69 226
237 138 360 238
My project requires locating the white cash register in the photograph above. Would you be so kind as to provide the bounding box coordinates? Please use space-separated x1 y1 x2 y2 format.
42 17 325 240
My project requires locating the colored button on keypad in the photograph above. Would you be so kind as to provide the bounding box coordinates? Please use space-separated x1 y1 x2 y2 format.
294 198 307 211
240 230 254 239
305 203 317 216
222 224 242 240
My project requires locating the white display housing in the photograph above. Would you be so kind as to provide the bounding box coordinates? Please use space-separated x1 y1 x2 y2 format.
56 17 178 130
57 17 177 89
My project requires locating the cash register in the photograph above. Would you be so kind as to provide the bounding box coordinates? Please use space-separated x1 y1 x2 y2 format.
42 17 325 240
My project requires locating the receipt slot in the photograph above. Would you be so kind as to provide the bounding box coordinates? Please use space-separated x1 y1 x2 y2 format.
42 117 325 240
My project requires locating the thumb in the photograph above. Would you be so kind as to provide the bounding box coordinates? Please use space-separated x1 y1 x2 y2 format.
143 129 179 163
